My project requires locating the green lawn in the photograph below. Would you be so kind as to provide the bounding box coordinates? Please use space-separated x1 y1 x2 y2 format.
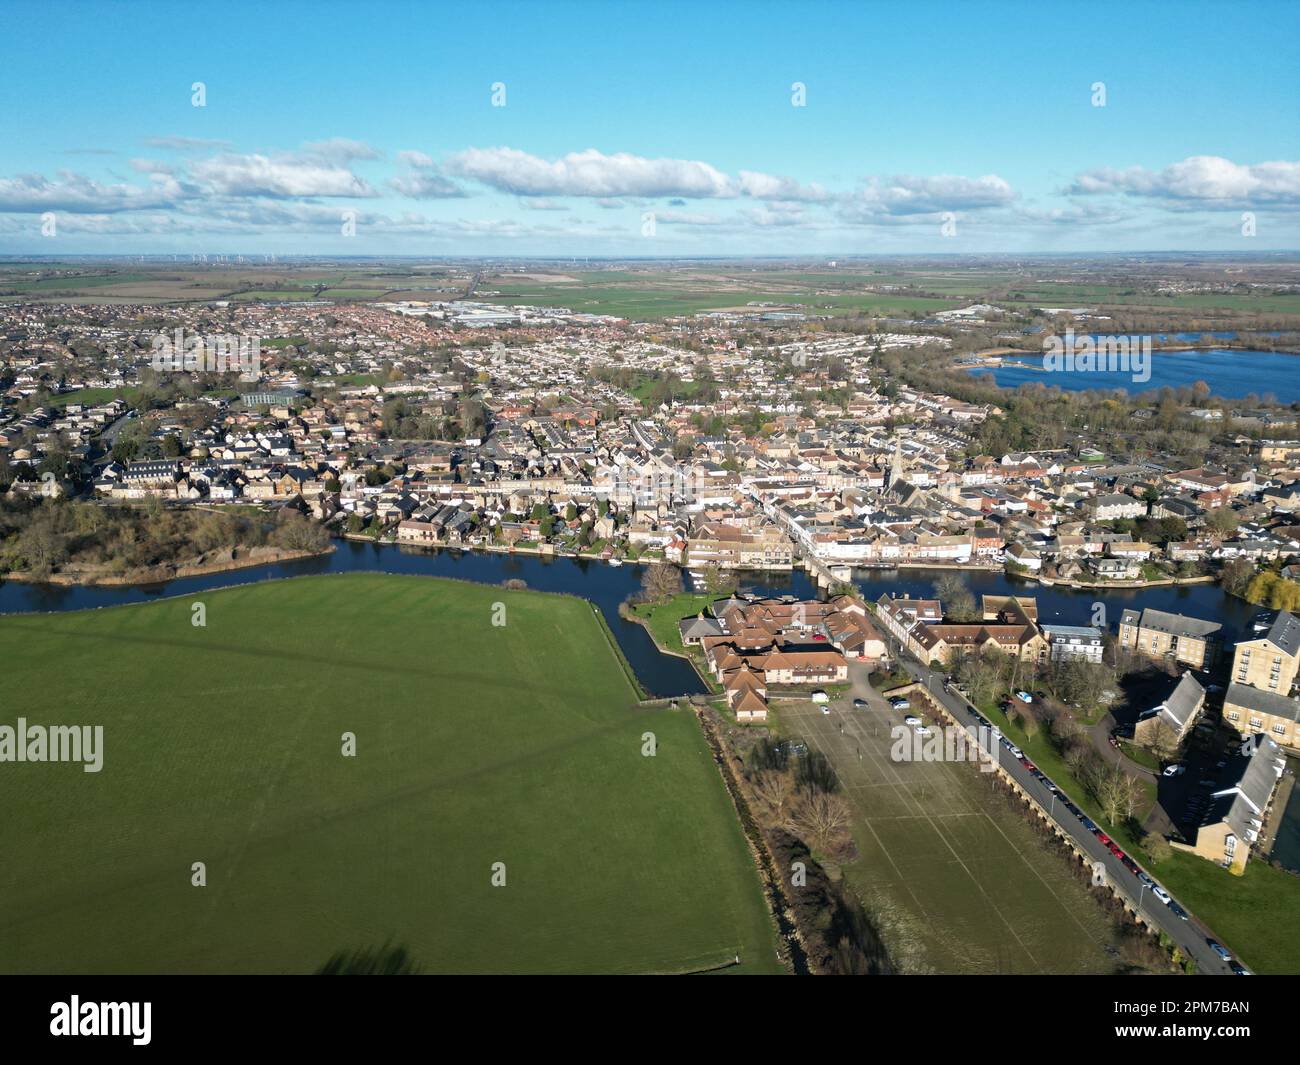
1155 853 1300 974
0 574 780 974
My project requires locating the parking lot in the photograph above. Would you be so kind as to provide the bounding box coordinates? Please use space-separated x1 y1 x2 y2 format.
778 672 1125 974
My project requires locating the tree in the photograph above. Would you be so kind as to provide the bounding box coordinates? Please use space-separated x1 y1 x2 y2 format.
1094 762 1141 826
1220 556 1255 598
956 644 1006 706
751 770 794 820
640 562 682 603
790 791 853 857
1140 832 1174 865
1144 716 1181 762
111 437 140 465
1204 506 1239 538
702 564 735 595
934 573 978 622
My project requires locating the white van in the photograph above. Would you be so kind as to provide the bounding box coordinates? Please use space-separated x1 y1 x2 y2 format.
811 690 829 704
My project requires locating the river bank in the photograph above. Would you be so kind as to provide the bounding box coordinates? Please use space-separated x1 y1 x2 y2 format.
1 544 334 587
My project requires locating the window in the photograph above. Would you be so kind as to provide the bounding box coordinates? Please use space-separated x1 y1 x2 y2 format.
1273 724 1286 735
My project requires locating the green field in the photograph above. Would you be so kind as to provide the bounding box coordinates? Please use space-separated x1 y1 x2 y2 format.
0 574 781 974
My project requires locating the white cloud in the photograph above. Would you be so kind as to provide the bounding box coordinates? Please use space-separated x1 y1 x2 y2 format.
446 147 735 198
442 147 823 202
1069 155 1300 204
188 152 376 198
397 150 435 168
844 173 1016 217
736 170 828 202
0 171 181 213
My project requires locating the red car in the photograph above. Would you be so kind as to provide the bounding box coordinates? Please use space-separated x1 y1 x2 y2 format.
1108 843 1124 858
1095 831 1111 845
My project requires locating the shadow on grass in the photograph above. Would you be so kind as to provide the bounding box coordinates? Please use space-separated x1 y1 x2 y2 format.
317 942 421 975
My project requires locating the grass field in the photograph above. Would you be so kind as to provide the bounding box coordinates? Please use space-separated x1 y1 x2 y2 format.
0 574 781 974
779 699 1126 974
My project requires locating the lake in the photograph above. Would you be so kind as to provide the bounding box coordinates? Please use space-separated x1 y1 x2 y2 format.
971 348 1300 401
0 543 1259 697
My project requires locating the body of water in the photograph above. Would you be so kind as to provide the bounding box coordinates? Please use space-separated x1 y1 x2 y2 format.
0 543 1260 696
971 347 1300 401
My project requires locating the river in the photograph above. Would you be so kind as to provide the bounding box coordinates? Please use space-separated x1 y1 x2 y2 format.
0 542 1262 697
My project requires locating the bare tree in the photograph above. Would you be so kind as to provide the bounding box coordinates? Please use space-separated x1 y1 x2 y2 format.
639 562 683 603
1144 716 1182 763
790 791 853 856
751 770 794 820
1094 762 1141 826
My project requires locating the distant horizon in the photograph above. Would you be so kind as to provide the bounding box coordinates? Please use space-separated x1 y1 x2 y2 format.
3 250 1300 263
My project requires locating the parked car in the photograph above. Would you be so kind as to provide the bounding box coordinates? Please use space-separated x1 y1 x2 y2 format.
1015 691 1033 703
1168 901 1190 920
1207 940 1232 962
890 697 910 710
904 715 922 726
819 705 830 716
914 725 932 736
1162 764 1185 777
1151 885 1172 905
1229 961 1251 975
852 698 867 709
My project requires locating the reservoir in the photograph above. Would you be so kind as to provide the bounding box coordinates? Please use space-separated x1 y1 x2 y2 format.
972 347 1300 401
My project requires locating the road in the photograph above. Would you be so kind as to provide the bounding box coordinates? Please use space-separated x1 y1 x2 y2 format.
889 653 1239 975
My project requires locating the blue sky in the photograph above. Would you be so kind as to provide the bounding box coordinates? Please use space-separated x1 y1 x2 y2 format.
2 0 1298 254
